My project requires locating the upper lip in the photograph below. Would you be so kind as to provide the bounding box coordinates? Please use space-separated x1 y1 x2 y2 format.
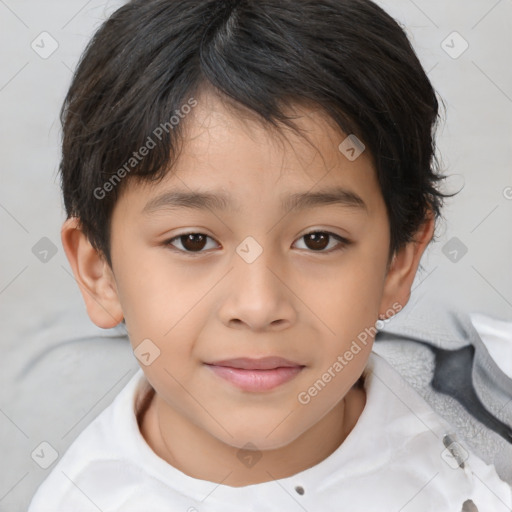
205 357 304 370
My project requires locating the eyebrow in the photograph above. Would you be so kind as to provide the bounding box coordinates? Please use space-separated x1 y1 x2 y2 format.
142 186 367 215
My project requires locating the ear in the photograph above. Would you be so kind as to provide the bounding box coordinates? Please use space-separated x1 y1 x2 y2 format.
379 213 435 317
61 217 124 329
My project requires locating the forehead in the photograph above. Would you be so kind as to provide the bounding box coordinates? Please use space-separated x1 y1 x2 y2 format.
179 91 370 173
121 90 383 217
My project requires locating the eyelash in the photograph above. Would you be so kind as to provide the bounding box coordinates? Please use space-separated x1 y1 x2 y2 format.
163 231 351 256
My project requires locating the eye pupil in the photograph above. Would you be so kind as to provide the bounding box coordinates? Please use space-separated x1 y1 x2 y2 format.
182 234 207 251
305 232 329 251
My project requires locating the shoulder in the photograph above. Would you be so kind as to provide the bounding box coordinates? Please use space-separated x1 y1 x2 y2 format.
359 352 512 510
27 369 148 512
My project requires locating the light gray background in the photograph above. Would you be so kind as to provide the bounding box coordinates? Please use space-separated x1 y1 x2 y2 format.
0 1 511 510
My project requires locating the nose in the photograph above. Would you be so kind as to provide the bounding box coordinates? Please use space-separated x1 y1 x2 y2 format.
217 248 297 332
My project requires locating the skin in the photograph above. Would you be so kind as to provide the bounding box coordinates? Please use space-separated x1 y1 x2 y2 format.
62 90 434 487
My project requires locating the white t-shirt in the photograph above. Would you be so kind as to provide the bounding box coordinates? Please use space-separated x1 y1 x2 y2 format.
28 348 512 511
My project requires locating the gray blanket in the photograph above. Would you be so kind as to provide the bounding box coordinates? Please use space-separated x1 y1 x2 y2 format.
374 295 512 487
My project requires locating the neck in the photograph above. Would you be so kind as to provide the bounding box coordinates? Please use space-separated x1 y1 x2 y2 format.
138 379 366 487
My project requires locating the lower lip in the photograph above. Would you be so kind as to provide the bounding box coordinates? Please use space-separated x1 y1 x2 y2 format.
205 364 304 392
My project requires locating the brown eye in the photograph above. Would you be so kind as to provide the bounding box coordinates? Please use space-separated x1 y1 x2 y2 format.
294 231 348 252
181 234 207 251
166 233 217 253
304 233 329 250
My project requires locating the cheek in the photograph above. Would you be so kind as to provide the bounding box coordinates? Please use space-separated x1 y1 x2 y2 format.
113 246 202 345
303 250 388 338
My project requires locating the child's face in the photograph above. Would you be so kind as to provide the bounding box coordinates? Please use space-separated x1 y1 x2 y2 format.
105 91 400 450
